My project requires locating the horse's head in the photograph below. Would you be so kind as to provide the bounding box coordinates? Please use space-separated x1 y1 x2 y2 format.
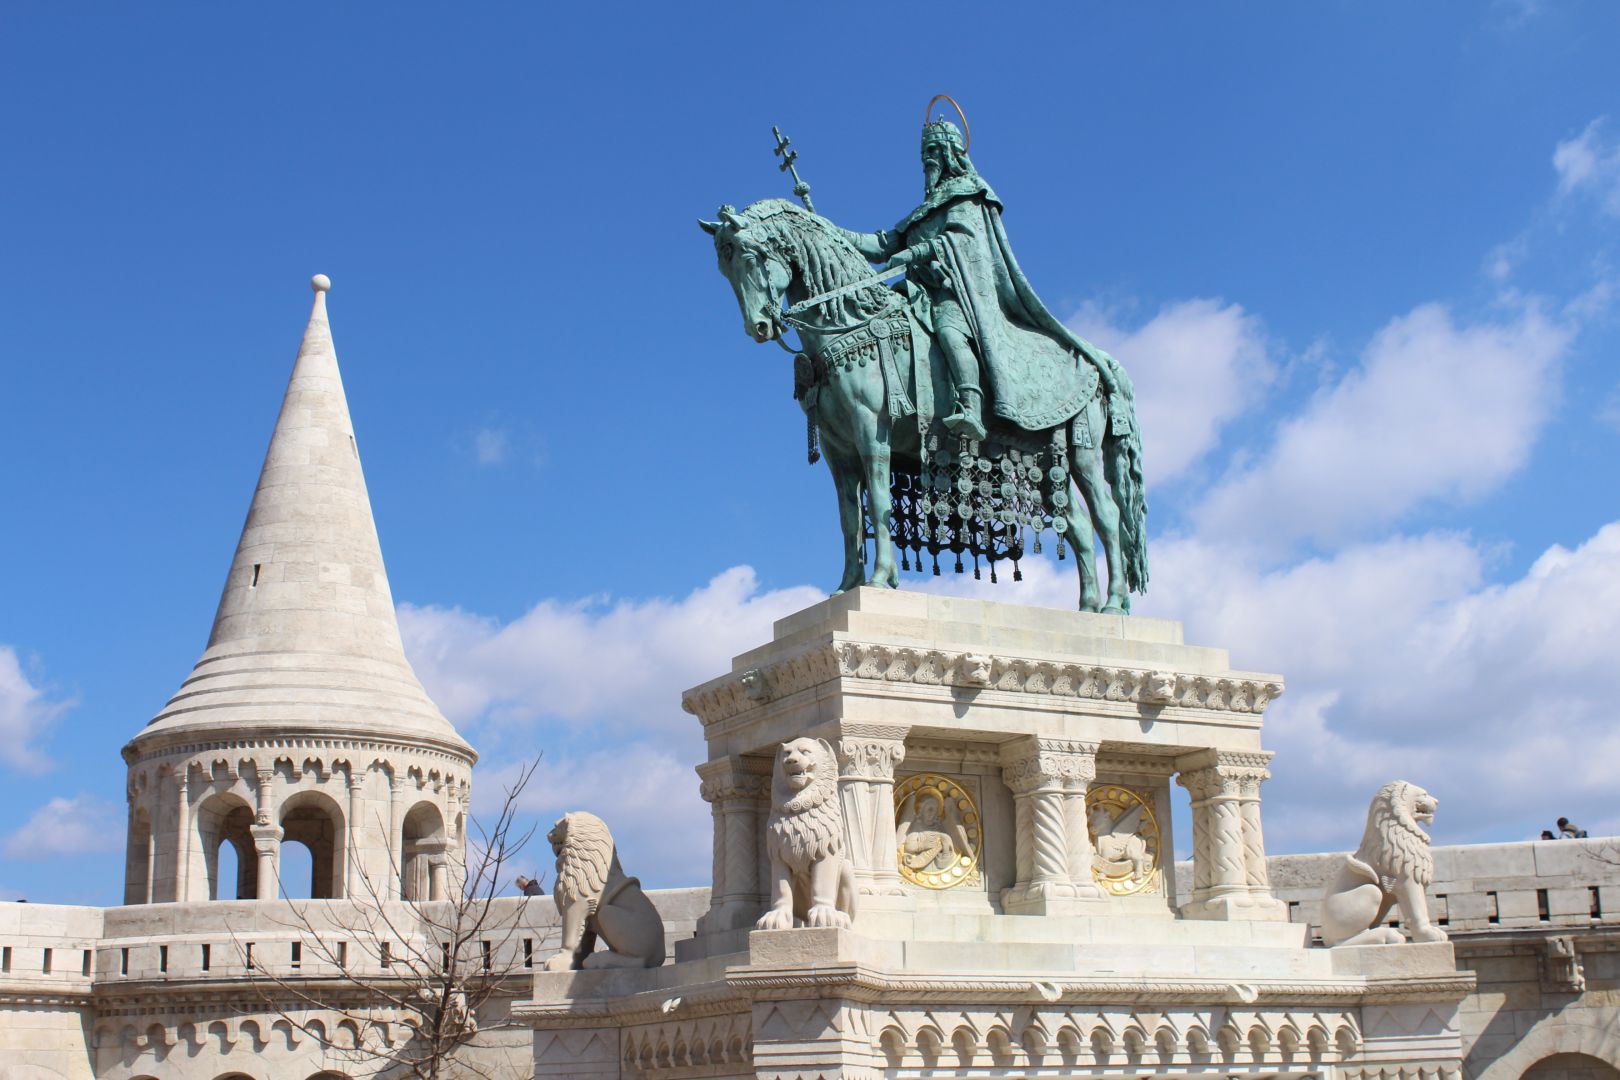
699 202 793 344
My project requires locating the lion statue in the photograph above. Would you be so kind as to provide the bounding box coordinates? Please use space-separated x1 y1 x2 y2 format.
541 811 665 971
757 737 858 931
1319 781 1447 947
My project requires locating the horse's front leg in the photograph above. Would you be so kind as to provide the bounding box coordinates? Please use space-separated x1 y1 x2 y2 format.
860 426 899 589
822 441 866 595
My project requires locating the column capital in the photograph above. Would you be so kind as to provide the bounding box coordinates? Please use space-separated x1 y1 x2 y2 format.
1000 737 1098 794
250 823 283 855
835 729 907 780
697 756 771 804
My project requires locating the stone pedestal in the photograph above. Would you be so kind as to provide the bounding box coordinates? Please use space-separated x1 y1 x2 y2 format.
679 587 1290 949
519 589 1468 1080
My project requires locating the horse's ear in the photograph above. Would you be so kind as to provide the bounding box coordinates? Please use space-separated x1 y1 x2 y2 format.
720 206 746 230
698 219 721 235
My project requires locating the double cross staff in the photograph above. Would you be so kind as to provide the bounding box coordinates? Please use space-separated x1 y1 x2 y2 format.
772 125 815 212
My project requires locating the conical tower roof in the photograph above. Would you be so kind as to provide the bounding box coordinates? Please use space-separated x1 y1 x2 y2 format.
130 276 473 760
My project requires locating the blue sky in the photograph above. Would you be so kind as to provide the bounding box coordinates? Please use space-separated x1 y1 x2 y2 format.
2 3 1618 904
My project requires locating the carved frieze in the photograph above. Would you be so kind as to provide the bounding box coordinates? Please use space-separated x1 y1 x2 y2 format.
681 641 1284 727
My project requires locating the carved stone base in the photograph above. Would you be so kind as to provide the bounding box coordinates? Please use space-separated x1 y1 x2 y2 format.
1002 880 1108 916
1180 892 1290 921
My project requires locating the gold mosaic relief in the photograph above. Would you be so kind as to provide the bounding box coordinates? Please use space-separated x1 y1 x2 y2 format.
1086 784 1161 896
894 773 982 890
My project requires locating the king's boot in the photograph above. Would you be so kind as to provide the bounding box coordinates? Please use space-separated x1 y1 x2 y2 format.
943 385 988 442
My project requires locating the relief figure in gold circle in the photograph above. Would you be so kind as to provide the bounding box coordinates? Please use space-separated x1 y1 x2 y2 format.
893 774 982 889
1086 785 1161 895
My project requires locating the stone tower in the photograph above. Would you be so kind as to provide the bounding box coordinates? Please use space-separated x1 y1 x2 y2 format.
121 276 476 905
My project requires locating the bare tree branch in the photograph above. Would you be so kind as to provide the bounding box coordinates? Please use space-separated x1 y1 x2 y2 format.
228 757 548 1079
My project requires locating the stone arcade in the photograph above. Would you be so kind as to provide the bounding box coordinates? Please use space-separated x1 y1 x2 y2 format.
0 280 1616 1080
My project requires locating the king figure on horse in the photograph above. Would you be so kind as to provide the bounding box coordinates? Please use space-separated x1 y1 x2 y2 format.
700 101 1149 613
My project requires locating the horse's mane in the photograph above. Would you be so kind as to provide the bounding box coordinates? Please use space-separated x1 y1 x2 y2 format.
738 199 892 323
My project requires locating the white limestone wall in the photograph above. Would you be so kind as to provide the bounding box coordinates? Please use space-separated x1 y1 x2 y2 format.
0 904 102 1080
0 889 709 1079
1244 837 1620 1080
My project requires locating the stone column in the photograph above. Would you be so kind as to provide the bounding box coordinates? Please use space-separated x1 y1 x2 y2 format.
1177 750 1285 919
174 765 192 903
1000 738 1104 914
696 756 771 933
419 838 451 901
345 766 364 900
835 726 908 897
388 772 406 900
1236 754 1274 893
251 823 283 899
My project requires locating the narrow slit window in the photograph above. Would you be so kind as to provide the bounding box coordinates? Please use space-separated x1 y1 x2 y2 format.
1592 886 1603 919
2 946 11 973
120 947 129 976
43 947 53 974
201 944 210 971
158 945 167 973
1436 893 1449 927
245 942 255 969
441 942 451 972
523 938 533 969
1487 891 1500 925
380 941 392 967
1537 888 1551 922
81 950 91 976
250 564 260 587
337 941 347 968
290 941 301 968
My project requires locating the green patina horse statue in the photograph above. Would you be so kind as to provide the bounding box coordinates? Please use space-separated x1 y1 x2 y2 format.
701 198 1146 613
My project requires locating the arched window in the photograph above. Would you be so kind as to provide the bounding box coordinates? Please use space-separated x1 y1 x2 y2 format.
196 793 258 900
401 801 447 901
1522 1053 1620 1080
279 790 346 899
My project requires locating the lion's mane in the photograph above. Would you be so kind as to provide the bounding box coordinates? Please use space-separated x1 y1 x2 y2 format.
1353 780 1435 889
551 810 617 910
765 738 844 869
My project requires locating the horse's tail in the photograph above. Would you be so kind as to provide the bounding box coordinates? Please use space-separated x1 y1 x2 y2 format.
1097 350 1149 599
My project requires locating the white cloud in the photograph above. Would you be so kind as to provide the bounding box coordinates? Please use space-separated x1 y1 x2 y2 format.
3 794 123 860
1192 301 1571 551
1074 299 1273 484
1553 118 1620 217
1143 522 1620 849
473 427 509 466
0 646 73 773
479 746 709 887
400 567 822 731
399 569 825 887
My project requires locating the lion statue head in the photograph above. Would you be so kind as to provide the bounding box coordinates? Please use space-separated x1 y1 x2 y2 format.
767 737 844 866
549 810 618 910
1354 780 1438 888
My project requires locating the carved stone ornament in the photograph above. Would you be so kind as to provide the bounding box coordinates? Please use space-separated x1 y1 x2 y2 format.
681 641 1284 728
1086 784 1161 895
893 773 982 890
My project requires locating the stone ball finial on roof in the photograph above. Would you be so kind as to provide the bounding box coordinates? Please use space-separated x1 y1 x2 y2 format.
311 273 332 293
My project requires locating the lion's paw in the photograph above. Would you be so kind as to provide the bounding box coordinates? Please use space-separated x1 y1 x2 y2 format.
1412 925 1449 943
541 952 575 973
756 907 794 932
806 904 851 930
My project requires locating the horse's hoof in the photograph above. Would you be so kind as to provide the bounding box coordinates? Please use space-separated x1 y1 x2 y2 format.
1101 604 1128 616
